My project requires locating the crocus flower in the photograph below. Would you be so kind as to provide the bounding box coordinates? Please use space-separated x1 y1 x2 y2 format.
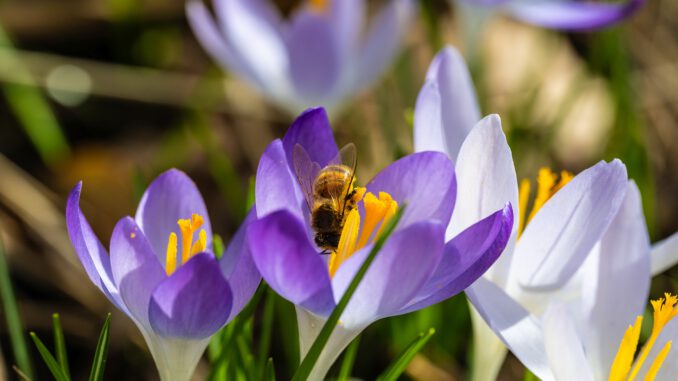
413 45 678 381
247 107 513 380
186 0 414 116
66 169 260 381
454 0 645 32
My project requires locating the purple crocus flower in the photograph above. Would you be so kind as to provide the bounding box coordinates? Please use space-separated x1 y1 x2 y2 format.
186 0 414 116
455 0 644 31
66 169 260 381
247 107 514 380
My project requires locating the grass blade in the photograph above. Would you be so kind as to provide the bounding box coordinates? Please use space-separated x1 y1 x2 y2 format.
262 358 276 381
0 237 33 378
29 333 69 381
336 337 360 381
256 287 275 379
88 313 112 381
376 328 435 381
291 206 406 381
52 314 70 379
13 365 33 381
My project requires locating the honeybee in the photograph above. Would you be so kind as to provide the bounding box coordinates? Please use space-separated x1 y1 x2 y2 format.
293 143 362 253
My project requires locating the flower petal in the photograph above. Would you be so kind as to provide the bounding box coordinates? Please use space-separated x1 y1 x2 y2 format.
213 0 289 92
286 11 341 102
247 210 335 316
329 0 365 58
506 0 644 31
426 46 481 161
512 160 628 290
65 182 125 311
465 278 555 381
580 181 650 378
450 114 518 286
331 221 444 328
110 217 166 328
219 208 261 322
413 80 446 154
351 0 414 87
542 303 595 381
255 140 306 221
135 169 212 266
366 151 456 228
282 107 338 167
149 253 232 339
401 204 513 313
651 231 678 276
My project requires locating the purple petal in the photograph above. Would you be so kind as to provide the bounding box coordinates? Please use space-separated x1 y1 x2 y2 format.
135 169 212 265
331 221 445 328
220 208 262 322
247 210 335 316
65 182 125 311
328 0 365 58
413 80 446 154
401 204 513 313
286 11 341 101
149 253 233 339
506 0 644 30
110 217 166 328
352 0 414 87
255 140 306 221
366 151 456 228
282 107 338 167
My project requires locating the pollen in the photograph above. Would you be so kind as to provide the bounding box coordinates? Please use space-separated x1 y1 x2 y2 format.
165 213 207 276
517 167 572 238
608 293 678 381
328 191 397 278
309 0 329 12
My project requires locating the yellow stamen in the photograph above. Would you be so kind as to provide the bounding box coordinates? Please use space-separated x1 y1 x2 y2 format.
517 168 573 237
609 316 643 381
608 294 678 381
165 232 178 276
327 191 397 278
517 179 531 238
329 209 360 278
309 0 329 12
178 213 204 264
191 229 208 255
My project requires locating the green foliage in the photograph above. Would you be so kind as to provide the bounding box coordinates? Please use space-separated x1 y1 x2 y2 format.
336 337 360 381
52 314 70 379
89 314 112 381
0 237 33 378
376 328 436 381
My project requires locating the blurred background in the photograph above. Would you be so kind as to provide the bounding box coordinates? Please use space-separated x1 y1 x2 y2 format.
0 0 677 380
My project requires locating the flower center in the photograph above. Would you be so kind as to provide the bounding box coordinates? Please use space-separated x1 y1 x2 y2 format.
517 167 573 238
308 0 329 12
165 213 207 276
327 190 398 277
609 293 678 381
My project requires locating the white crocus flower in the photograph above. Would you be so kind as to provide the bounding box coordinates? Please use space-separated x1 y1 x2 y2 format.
413 45 678 381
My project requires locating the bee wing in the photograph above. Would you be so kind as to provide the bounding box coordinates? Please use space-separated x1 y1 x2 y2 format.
328 143 358 217
293 144 321 212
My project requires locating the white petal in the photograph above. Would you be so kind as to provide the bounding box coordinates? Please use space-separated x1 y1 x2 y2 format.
296 307 364 381
429 45 481 161
451 114 519 286
542 304 595 381
466 278 555 381
651 231 678 276
580 181 650 378
142 329 210 381
512 160 628 289
469 303 508 381
413 80 446 153
643 317 678 381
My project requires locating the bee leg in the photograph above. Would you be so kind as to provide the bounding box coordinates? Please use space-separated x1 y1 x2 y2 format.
319 250 331 255
344 189 356 201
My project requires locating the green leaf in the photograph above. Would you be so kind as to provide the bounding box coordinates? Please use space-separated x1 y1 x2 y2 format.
337 337 360 381
52 314 70 379
0 237 33 378
523 369 539 381
88 313 112 381
291 206 407 381
256 287 275 379
30 333 69 381
376 328 435 381
213 234 225 260
262 358 276 381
